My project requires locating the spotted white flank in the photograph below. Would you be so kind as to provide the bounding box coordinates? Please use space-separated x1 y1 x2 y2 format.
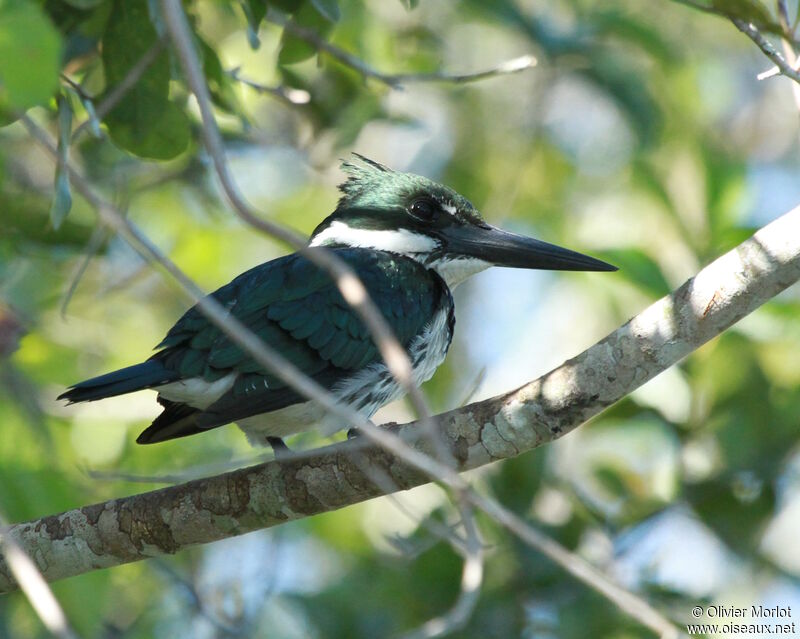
235 305 453 445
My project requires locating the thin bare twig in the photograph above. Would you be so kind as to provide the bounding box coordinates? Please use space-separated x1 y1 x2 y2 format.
227 67 311 105
18 114 679 638
386 494 471 556
348 447 471 556
60 226 108 317
0 513 78 639
456 366 487 408
269 12 536 89
732 18 800 85
59 74 91 101
152 561 244 636
400 499 484 639
469 493 680 639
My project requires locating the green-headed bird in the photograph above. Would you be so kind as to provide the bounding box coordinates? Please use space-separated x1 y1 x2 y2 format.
60 156 615 450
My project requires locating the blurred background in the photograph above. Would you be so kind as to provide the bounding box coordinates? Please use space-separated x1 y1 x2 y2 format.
2 0 800 636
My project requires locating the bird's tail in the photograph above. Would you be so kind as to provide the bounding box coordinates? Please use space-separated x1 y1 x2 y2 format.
136 399 204 444
58 361 178 403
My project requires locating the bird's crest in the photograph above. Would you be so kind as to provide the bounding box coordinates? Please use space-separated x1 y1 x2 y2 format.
338 154 395 203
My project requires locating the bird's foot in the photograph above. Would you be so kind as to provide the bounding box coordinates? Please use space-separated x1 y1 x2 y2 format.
266 436 291 459
347 419 384 440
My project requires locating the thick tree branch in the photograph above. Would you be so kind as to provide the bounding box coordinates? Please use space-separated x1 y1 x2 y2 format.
2 204 799 596
0 513 77 639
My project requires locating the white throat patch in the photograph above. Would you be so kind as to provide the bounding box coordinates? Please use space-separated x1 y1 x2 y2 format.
310 220 438 255
429 257 491 289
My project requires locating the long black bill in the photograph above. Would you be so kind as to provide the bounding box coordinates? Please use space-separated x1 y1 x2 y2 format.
443 224 617 272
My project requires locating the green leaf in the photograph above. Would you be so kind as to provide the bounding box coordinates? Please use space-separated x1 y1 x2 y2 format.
711 0 773 26
199 38 244 117
271 0 305 12
79 94 103 138
591 10 679 64
0 1 62 111
399 0 420 8
278 3 333 65
51 170 72 230
246 0 267 24
240 0 262 49
101 0 190 160
107 100 189 160
50 94 73 230
311 0 340 22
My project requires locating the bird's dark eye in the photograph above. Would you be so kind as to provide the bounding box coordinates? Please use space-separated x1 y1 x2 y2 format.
409 197 438 221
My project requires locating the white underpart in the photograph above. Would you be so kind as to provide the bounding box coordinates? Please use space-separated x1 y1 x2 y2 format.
157 373 236 409
237 402 327 446
406 304 453 386
235 305 453 446
310 220 439 254
429 257 491 289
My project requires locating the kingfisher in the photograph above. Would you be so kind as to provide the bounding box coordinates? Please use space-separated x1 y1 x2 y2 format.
59 156 615 451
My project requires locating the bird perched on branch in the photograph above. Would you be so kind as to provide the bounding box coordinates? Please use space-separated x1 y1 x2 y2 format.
60 156 615 451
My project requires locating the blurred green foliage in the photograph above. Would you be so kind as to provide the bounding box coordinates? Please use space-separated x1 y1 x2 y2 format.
2 0 800 637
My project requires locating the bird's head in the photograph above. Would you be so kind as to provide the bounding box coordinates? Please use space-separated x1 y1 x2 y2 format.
310 155 616 288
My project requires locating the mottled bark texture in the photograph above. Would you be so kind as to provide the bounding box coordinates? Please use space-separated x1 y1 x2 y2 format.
2 206 799 593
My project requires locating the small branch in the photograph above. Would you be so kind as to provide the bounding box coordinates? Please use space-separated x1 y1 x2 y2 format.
227 67 311 105
270 13 536 89
732 18 800 84
400 499 484 639
152 561 244 635
383 493 470 556
60 225 110 317
469 494 681 639
59 74 91 101
346 447 471 556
